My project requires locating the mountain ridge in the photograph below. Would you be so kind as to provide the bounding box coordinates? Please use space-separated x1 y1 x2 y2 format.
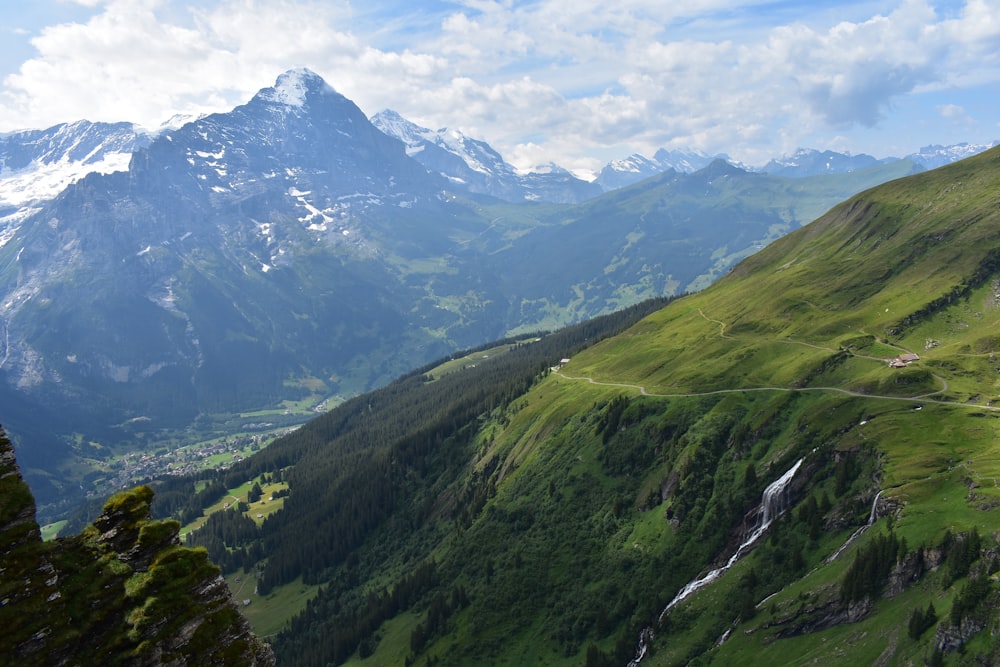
3 73 994 221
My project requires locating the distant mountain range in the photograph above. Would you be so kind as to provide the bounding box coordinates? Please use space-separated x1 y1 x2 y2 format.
594 149 724 190
0 68 990 518
370 109 602 203
595 142 999 189
4 97 995 219
0 121 149 226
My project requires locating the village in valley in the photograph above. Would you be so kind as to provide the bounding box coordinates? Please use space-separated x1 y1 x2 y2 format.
88 425 299 499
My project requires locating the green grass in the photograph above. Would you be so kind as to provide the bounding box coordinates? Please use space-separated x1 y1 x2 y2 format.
425 340 536 380
700 544 964 667
180 477 289 537
225 575 318 638
246 482 289 526
40 520 67 541
411 150 1000 665
341 611 423 666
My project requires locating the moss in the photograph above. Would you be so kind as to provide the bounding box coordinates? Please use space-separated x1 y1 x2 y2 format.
100 554 133 577
190 606 243 655
103 485 155 515
138 519 180 548
0 484 35 524
126 570 153 598
1 465 271 664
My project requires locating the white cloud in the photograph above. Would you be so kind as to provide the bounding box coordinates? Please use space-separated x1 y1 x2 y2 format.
771 1 945 126
938 102 977 127
0 0 998 169
939 103 965 118
0 0 362 129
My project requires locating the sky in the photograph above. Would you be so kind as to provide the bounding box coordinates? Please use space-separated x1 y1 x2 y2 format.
1 0 998 177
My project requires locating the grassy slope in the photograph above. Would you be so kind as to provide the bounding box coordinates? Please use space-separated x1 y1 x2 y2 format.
183 149 1000 666
396 148 1000 665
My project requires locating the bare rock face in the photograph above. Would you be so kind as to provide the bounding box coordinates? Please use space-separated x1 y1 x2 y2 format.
0 428 40 552
934 616 986 654
0 427 274 666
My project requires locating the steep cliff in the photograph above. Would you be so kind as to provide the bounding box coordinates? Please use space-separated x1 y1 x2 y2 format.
0 428 273 665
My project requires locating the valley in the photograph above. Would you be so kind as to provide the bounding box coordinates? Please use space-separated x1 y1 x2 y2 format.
3 68 1000 667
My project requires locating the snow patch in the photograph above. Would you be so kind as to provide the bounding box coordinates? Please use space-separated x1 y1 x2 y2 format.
0 228 16 249
266 70 312 107
256 221 275 245
0 151 132 208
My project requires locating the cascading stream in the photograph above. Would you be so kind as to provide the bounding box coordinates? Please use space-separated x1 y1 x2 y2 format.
627 457 804 666
826 489 882 563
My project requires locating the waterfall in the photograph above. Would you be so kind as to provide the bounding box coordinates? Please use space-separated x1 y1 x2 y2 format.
826 489 882 563
626 457 804 666
660 457 803 616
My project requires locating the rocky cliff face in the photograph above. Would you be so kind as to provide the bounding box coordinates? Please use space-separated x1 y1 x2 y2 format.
0 428 273 665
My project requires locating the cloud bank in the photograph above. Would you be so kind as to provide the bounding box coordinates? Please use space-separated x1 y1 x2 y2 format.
2 0 998 175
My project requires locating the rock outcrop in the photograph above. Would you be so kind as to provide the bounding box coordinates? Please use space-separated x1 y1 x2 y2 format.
0 427 274 665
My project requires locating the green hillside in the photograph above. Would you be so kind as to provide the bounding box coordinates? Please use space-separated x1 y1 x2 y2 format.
169 148 1000 666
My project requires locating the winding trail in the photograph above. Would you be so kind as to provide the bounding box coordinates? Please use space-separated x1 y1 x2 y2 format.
555 309 993 411
697 308 730 338
553 370 988 410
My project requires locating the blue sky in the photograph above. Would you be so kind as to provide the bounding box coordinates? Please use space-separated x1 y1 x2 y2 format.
1 0 998 177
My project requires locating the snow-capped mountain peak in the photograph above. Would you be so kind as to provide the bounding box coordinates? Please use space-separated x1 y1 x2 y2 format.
259 67 332 108
758 148 888 176
906 141 1000 170
371 110 509 177
595 148 718 191
607 153 660 175
143 113 206 135
369 110 425 146
372 109 600 203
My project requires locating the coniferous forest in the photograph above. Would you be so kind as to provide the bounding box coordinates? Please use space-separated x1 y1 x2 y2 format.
150 296 681 663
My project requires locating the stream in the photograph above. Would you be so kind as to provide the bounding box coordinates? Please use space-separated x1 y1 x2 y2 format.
627 457 805 666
